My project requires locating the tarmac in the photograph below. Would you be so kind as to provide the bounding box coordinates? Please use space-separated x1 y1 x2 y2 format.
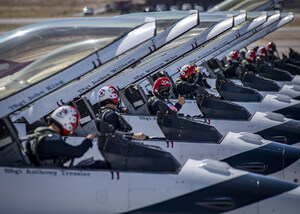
249 26 300 57
248 13 300 56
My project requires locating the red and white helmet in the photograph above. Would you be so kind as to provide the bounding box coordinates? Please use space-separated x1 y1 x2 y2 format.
256 46 266 58
267 42 276 52
97 85 119 105
245 50 256 62
153 77 171 95
180 64 197 80
51 105 80 135
228 51 240 61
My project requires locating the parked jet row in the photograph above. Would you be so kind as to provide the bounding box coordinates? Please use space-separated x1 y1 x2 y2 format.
102 12 300 145
1 4 300 213
0 11 297 157
4 11 298 147
1 9 299 158
107 12 300 146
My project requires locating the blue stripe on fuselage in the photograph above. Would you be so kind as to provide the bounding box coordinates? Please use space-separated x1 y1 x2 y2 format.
222 142 300 175
123 173 298 214
256 120 300 145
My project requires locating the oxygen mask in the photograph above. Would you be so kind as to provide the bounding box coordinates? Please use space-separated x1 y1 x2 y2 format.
159 86 171 99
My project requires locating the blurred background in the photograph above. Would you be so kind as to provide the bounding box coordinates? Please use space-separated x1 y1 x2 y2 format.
0 0 299 54
0 1 299 31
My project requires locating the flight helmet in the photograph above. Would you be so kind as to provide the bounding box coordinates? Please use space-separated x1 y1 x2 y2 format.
267 42 276 52
98 85 119 105
180 64 197 80
153 77 171 98
245 50 256 62
228 51 240 61
256 46 266 58
51 105 80 135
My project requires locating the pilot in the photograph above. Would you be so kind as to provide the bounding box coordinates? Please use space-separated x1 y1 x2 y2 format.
97 85 147 140
255 46 268 72
256 46 267 60
266 42 279 64
267 42 277 54
148 77 185 115
175 64 210 99
243 49 258 72
223 51 241 78
30 105 98 167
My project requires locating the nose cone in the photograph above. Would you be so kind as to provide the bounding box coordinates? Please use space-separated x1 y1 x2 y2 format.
223 142 300 175
256 119 300 145
283 143 300 167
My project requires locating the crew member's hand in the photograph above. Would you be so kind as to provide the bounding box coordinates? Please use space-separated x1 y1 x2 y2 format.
195 66 201 73
177 94 185 105
132 133 148 140
86 131 99 140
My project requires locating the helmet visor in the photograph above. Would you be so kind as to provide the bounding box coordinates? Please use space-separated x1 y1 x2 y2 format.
159 85 171 92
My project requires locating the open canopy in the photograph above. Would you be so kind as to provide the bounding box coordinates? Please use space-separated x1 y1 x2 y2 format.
209 0 281 11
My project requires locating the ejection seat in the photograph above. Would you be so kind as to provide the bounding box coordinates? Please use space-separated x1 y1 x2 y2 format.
97 120 180 173
204 58 279 96
203 59 263 102
156 102 222 143
274 55 300 76
67 83 151 137
70 96 99 135
260 66 293 81
118 84 151 115
241 71 280 91
215 73 263 102
195 87 251 120
289 48 300 62
257 59 293 81
0 118 29 167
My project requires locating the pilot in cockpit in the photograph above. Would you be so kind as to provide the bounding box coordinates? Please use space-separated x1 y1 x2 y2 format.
223 51 241 78
148 77 185 115
174 64 210 99
97 85 147 140
27 105 98 167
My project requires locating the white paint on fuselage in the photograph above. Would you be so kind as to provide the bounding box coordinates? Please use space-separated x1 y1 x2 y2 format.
0 159 246 214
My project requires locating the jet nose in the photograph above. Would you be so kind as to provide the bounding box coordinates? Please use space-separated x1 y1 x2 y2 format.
223 141 300 176
257 117 300 145
275 103 300 120
283 143 300 168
